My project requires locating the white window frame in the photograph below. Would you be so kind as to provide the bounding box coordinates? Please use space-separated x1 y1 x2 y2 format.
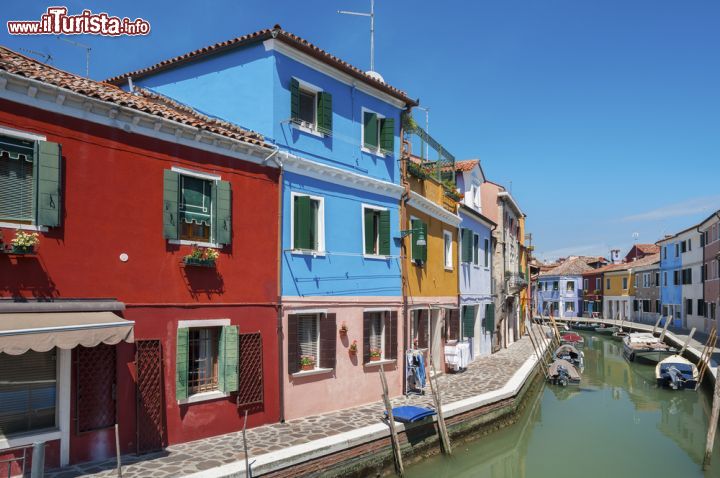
566 281 575 292
361 203 389 259
583 279 589 290
443 229 453 270
167 166 222 248
298 313 321 371
290 191 326 255
366 311 386 363
643 273 650 288
360 106 386 157
292 77 324 137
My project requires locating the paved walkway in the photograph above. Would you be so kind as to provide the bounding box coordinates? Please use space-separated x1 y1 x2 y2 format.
48 335 539 478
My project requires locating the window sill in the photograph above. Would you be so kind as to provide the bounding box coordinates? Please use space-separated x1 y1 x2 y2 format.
361 146 387 158
0 429 61 449
444 266 453 271
364 254 391 261
0 222 48 232
291 249 326 257
169 239 222 249
364 359 396 368
292 123 325 138
291 367 333 378
178 390 229 405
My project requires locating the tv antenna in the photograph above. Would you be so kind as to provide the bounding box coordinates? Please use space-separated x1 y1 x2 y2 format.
338 0 376 73
56 36 91 77
19 48 53 64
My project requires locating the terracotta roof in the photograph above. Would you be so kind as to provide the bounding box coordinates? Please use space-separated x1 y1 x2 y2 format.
540 257 595 277
105 25 417 106
594 253 661 273
454 160 479 172
0 46 268 147
635 244 660 254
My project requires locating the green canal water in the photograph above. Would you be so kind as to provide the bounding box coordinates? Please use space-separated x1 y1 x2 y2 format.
407 332 720 478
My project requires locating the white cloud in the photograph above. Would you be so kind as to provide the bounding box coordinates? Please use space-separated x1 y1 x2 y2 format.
620 196 720 222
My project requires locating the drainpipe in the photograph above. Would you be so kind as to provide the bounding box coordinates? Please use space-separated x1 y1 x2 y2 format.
270 143 284 423
399 106 413 392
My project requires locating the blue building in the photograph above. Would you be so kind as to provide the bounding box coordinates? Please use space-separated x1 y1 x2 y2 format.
454 160 496 357
109 26 417 419
658 235 683 327
536 258 593 318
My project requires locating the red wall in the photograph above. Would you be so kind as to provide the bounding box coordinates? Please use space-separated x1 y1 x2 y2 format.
0 100 280 460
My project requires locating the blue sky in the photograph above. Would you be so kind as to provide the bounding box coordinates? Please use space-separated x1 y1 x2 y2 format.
3 1 719 261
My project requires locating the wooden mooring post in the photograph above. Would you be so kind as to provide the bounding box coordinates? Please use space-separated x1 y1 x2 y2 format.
679 327 696 356
378 366 404 477
703 367 720 470
659 314 673 342
428 359 452 455
652 315 663 336
697 327 718 390
525 318 549 379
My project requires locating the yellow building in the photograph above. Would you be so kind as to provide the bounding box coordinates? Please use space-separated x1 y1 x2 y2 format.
518 216 529 334
401 158 461 372
602 264 634 320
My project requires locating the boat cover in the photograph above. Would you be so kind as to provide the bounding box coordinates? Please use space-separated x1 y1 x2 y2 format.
548 359 581 381
554 344 581 359
387 406 436 423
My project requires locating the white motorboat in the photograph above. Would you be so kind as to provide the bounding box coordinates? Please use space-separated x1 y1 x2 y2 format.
655 355 699 390
622 332 677 364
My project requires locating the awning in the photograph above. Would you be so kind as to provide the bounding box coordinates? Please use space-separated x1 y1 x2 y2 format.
0 311 134 355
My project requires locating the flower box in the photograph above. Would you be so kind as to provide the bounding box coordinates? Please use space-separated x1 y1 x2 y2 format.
11 245 36 254
183 257 216 268
301 363 314 371
370 355 381 362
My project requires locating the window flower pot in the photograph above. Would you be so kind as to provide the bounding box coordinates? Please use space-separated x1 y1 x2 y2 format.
301 363 314 371
183 257 216 267
11 245 35 254
370 355 381 362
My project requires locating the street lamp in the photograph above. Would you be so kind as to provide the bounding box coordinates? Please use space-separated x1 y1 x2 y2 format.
399 227 426 247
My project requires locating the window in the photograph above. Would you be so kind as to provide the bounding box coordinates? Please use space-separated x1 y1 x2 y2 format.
655 300 660 313
484 238 490 267
0 134 61 227
443 230 453 269
711 303 717 321
0 350 57 436
290 78 332 134
163 169 231 245
410 218 427 265
553 281 559 291
566 281 575 292
663 272 668 286
681 241 687 253
606 278 611 290
673 270 679 285
686 299 693 316
363 206 390 256
176 325 238 400
596 278 601 291
688 239 692 251
698 300 705 317
622 277 628 290
663 247 667 260
654 272 660 286
292 194 324 252
363 311 398 363
583 279 589 291
473 183 481 208
288 313 336 374
675 243 679 257
473 234 480 266
460 229 471 264
462 305 479 338
643 273 650 288
362 109 394 155
411 309 429 349
565 302 575 313
633 275 638 288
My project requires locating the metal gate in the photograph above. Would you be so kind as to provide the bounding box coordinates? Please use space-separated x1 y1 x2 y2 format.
135 340 165 454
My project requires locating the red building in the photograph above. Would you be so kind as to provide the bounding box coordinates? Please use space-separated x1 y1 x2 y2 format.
0 47 280 470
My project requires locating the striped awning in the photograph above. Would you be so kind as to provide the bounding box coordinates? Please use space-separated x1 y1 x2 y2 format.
0 311 134 355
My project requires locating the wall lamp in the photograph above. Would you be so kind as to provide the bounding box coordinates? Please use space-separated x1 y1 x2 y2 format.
399 228 426 246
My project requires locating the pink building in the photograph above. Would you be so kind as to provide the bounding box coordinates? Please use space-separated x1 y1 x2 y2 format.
699 211 720 330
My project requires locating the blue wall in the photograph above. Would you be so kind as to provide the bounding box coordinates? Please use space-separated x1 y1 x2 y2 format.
458 210 492 302
659 240 682 312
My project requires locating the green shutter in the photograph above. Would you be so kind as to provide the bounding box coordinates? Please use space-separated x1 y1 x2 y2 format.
294 195 311 250
485 304 495 332
363 112 378 149
163 170 179 240
35 141 61 227
379 209 391 256
462 306 475 338
411 219 421 261
317 91 333 134
215 180 231 245
420 222 428 262
380 118 395 153
461 229 472 263
364 208 375 254
290 78 300 121
175 328 189 401
218 325 239 393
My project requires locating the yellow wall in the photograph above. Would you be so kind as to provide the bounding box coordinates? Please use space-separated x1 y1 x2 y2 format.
518 217 528 331
604 270 634 296
404 175 459 298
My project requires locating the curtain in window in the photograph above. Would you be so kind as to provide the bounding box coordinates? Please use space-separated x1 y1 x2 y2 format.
369 313 383 351
298 315 318 362
0 137 35 222
180 175 212 226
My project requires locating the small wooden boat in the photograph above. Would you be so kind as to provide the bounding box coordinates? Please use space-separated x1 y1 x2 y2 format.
594 324 619 335
547 359 581 387
553 344 584 371
655 355 698 390
611 330 629 342
623 333 677 364
571 321 601 331
560 332 585 348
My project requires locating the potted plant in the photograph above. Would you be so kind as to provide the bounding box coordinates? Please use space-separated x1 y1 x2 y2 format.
339 322 349 336
349 340 358 355
370 348 382 362
183 246 219 267
299 355 315 371
10 230 40 254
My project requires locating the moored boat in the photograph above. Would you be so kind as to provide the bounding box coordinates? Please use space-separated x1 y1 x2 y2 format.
622 333 677 364
595 325 619 335
655 355 698 390
572 321 601 331
554 344 584 371
560 332 585 347
547 359 581 387
611 330 629 342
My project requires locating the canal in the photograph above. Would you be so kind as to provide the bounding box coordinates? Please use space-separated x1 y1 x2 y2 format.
407 332 720 478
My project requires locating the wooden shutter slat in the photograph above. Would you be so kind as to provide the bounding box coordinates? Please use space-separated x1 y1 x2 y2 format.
175 328 189 400
294 195 311 250
215 180 232 245
317 91 333 134
379 209 391 256
363 312 371 364
417 310 429 348
421 222 428 262
219 325 239 393
163 170 179 240
287 315 299 374
35 140 61 227
363 112 378 149
411 219 420 261
485 304 495 333
386 311 398 360
462 306 475 338
447 309 460 341
364 208 375 254
290 78 300 121
319 313 337 369
380 117 395 153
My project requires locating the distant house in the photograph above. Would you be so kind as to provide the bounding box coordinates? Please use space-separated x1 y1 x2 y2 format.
658 225 703 329
625 244 660 262
699 211 720 333
537 257 594 318
602 253 660 322
632 256 662 324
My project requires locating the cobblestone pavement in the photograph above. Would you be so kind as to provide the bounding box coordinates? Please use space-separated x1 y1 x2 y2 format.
48 335 541 478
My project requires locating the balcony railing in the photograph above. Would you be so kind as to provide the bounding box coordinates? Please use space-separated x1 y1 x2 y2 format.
506 272 528 291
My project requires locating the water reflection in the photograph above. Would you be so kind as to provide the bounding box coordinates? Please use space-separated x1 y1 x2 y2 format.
408 332 719 478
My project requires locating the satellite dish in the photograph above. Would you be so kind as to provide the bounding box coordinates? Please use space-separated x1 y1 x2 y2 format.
365 70 385 83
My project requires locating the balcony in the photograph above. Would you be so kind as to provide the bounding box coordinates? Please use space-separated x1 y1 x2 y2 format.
506 272 528 292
